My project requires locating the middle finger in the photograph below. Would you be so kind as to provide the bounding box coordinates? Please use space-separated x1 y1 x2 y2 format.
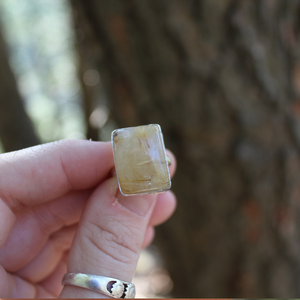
0 189 91 271
15 225 76 283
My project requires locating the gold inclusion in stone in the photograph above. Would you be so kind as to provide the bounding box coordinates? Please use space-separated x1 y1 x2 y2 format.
112 124 171 196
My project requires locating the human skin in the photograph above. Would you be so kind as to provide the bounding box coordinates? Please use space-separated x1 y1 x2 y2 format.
0 140 176 298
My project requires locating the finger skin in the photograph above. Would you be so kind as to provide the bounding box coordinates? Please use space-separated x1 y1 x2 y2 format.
0 144 175 211
0 140 114 210
9 273 54 298
0 190 90 272
0 142 177 298
149 190 177 227
59 150 177 297
0 265 14 298
0 253 69 298
0 141 176 297
0 198 15 248
16 225 76 282
40 252 68 297
60 177 158 298
142 226 155 249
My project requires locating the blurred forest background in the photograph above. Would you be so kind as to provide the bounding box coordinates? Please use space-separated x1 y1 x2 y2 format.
1 0 300 298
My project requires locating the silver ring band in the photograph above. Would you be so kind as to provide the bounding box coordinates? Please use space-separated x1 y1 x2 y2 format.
62 273 136 298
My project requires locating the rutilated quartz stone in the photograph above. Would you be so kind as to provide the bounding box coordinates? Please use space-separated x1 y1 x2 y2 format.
112 124 171 196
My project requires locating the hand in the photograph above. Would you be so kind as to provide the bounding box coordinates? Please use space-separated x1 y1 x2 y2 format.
0 140 176 298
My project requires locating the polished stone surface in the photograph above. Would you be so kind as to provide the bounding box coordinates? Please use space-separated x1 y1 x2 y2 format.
112 124 171 195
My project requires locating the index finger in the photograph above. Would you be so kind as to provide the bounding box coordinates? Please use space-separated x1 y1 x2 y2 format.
0 140 114 210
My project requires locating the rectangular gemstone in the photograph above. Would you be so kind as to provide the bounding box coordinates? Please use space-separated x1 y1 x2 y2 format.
112 124 171 196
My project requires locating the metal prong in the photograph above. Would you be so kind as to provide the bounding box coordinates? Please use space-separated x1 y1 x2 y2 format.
166 155 171 166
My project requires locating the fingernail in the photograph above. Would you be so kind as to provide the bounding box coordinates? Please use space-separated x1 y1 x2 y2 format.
117 192 157 217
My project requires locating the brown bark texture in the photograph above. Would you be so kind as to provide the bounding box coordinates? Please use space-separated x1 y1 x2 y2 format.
0 24 40 152
71 0 300 297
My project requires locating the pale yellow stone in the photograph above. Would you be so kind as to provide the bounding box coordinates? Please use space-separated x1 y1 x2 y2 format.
112 124 171 195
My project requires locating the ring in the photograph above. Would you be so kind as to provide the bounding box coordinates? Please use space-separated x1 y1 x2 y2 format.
62 273 136 298
112 124 171 196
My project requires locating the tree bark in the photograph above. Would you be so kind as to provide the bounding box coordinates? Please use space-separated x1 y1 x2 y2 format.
0 24 40 152
71 0 300 297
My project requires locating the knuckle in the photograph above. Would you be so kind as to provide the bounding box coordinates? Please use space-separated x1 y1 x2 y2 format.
30 207 52 236
31 205 66 236
84 219 140 265
51 233 73 253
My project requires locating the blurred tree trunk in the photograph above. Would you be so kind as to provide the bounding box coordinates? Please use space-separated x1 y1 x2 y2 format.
0 25 40 152
71 0 300 297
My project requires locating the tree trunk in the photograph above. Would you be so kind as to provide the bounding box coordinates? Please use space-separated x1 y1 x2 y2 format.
0 23 40 152
71 0 300 297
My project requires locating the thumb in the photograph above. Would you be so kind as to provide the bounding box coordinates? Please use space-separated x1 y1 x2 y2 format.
60 176 157 298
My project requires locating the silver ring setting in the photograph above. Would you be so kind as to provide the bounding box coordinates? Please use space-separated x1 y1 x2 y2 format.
62 273 136 298
111 124 171 196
